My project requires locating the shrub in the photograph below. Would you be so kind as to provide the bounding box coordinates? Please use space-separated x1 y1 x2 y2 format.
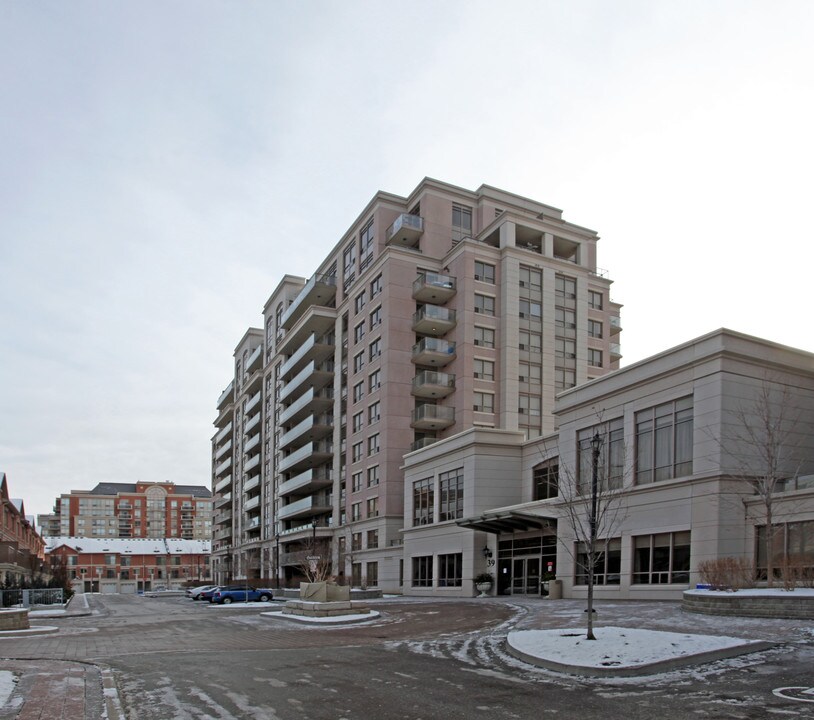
780 555 814 590
697 557 755 591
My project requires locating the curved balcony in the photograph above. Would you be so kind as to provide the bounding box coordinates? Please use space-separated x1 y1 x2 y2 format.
281 273 338 331
244 495 260 512
246 344 263 373
277 306 337 358
410 404 455 430
410 437 439 452
244 434 261 454
279 387 334 426
217 381 234 410
279 413 334 452
244 411 261 436
215 421 233 444
411 338 457 367
245 390 262 414
412 305 457 337
412 273 456 304
214 475 232 494
279 467 333 498
214 402 233 429
280 332 334 381
215 457 232 478
214 493 232 509
243 476 260 494
278 494 332 522
610 342 622 360
278 440 333 474
609 315 622 335
244 454 261 473
386 213 424 248
411 370 455 399
214 439 232 461
279 360 333 404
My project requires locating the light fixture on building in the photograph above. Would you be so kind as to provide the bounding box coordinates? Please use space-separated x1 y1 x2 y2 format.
482 545 493 560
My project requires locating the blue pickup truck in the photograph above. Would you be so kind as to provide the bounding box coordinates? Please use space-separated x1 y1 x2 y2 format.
210 586 274 604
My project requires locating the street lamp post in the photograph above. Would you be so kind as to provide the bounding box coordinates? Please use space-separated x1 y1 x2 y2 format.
274 532 280 590
587 431 603 640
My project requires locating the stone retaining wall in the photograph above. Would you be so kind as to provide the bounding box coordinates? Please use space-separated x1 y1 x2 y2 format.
683 591 814 619
0 609 30 631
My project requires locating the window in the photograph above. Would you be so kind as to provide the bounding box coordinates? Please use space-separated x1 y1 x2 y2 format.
354 291 366 314
756 520 814 579
352 411 363 433
556 275 576 299
366 529 379 549
633 532 691 584
351 562 362 586
369 306 382 330
439 468 464 521
635 397 693 484
555 368 576 390
367 465 379 487
366 561 378 587
474 326 495 348
368 338 381 361
555 338 576 359
588 319 603 339
519 330 541 352
588 349 603 367
352 441 363 462
412 556 433 587
555 308 576 329
413 478 434 526
367 433 380 455
474 294 495 316
351 472 363 492
354 321 365 343
474 391 494 413
368 401 380 425
351 503 362 522
575 538 621 585
352 381 364 403
351 532 362 551
474 261 495 284
518 394 541 416
533 460 559 500
438 553 462 587
519 267 542 289
366 496 379 518
353 351 364 374
578 418 625 492
343 243 356 285
359 219 374 257
370 274 383 298
474 358 494 381
368 369 381 392
518 362 541 384
519 300 541 318
589 290 604 310
452 204 472 240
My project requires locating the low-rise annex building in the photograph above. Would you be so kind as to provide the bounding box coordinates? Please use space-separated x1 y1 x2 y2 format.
403 329 814 599
45 537 211 594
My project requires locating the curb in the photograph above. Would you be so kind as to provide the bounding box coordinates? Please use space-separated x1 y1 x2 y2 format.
100 667 126 720
505 638 778 677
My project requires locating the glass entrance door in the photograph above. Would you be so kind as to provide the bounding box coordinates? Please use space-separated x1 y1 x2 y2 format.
511 557 541 595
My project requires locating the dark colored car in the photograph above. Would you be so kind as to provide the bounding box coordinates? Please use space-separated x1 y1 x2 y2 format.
210 586 274 604
198 586 223 602
186 584 218 600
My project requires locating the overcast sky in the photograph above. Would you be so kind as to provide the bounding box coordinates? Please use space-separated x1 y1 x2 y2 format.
1 1 812 520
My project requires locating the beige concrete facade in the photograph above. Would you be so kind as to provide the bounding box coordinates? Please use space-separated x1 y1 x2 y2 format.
211 178 620 590
404 329 814 599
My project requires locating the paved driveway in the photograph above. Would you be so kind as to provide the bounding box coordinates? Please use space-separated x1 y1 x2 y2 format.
11 594 814 719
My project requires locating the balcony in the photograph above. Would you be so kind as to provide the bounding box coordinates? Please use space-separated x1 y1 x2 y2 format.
279 360 333 404
411 370 455 399
281 273 338 331
214 439 232 461
215 457 232 477
244 411 261 435
214 493 232 509
410 436 439 452
609 315 622 335
410 404 455 430
245 390 262 414
386 213 424 248
279 413 334 452
213 402 233 429
411 338 457 367
278 495 332 522
246 344 263 373
412 273 456 304
277 306 338 359
244 433 260 454
412 305 457 337
243 476 260 494
278 440 333 474
279 387 334 426
244 496 260 512
217 381 234 410
280 333 334 381
244 454 261 473
214 475 232 494
215 421 233 444
279 467 333 498
610 342 622 360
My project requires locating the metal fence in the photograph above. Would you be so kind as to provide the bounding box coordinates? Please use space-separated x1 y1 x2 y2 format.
0 588 64 608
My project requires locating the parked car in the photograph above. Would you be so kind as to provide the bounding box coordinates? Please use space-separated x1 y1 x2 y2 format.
186 584 218 600
198 586 223 602
210 586 274 604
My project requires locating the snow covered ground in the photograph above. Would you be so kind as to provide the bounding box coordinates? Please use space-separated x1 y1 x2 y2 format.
0 672 15 707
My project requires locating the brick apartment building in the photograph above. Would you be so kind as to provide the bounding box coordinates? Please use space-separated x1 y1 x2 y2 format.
0 472 46 584
39 482 213 540
211 178 622 589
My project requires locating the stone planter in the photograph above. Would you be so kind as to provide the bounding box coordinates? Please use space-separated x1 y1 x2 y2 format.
475 582 492 597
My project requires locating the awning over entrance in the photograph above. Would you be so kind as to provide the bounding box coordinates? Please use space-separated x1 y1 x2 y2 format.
456 510 556 534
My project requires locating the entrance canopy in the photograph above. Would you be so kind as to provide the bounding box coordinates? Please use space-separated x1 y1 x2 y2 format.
456 510 556 535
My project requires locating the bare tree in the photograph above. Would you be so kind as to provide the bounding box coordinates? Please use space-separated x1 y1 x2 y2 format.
545 416 628 640
721 378 805 587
